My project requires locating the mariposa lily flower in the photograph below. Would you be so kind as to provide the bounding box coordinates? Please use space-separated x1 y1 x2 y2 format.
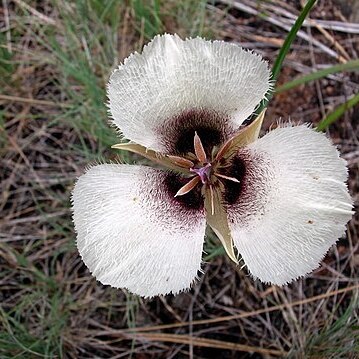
72 34 353 298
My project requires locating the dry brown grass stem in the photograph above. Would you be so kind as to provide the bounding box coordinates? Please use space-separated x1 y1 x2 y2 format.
121 284 359 333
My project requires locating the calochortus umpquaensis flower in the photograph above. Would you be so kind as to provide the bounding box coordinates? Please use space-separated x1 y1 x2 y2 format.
72 34 353 297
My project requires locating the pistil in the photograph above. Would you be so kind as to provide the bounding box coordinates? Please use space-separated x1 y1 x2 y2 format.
190 163 212 184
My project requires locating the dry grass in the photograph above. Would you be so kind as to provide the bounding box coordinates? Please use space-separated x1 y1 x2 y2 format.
0 0 358 358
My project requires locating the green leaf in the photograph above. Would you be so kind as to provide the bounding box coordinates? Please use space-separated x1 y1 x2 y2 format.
256 0 317 114
316 92 359 131
271 0 317 83
276 59 359 93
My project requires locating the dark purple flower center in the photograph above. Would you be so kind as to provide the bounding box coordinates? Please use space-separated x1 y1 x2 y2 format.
156 109 254 211
157 109 232 156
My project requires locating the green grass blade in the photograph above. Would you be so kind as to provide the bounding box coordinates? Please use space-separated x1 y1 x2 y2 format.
271 0 317 83
276 59 359 93
316 92 359 131
256 0 317 114
203 246 225 261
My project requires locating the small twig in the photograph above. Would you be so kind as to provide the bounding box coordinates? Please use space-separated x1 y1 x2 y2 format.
251 0 359 34
132 333 287 357
311 21 350 63
122 284 359 332
219 0 342 61
307 25 326 118
14 0 56 25
0 94 71 108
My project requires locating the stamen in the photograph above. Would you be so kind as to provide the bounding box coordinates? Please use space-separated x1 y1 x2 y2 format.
215 173 240 183
174 176 201 197
167 155 194 168
194 131 207 163
209 184 215 215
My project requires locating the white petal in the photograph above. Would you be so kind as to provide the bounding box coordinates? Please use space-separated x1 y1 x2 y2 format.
108 34 271 152
72 164 206 297
227 125 353 285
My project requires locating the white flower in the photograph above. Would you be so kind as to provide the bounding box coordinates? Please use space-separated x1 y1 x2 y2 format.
72 34 353 298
